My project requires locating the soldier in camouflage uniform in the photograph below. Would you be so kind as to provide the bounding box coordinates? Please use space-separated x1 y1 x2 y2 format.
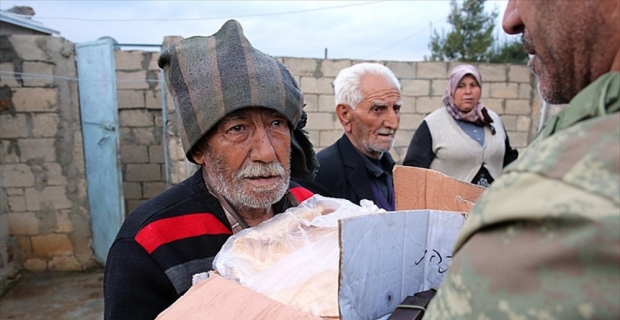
424 0 620 319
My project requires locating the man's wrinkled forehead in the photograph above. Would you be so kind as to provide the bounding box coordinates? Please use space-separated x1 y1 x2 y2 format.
218 107 287 123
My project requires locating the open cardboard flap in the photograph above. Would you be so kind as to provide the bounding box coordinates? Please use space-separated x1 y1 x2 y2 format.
156 273 321 320
393 165 485 212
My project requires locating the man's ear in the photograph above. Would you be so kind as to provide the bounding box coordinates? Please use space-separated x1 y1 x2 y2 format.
336 104 353 133
191 148 205 165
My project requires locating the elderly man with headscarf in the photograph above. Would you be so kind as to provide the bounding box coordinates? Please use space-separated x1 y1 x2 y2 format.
103 20 317 320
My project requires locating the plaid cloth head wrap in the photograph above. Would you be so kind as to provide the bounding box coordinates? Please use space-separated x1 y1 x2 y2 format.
158 19 317 180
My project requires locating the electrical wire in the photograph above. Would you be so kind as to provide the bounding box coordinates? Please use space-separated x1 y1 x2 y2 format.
363 17 446 59
36 1 383 22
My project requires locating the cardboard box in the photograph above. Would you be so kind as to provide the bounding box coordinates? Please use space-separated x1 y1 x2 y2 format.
393 165 485 212
157 274 321 320
157 167 484 320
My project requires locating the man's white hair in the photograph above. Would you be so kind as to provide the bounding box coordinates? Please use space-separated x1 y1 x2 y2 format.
333 62 401 109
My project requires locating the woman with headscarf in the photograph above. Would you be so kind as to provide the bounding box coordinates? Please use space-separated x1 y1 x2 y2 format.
402 64 519 187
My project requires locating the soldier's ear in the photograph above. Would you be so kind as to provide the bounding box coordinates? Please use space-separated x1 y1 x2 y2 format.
336 104 353 132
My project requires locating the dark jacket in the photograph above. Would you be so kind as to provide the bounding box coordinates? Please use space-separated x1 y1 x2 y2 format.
294 134 395 208
103 169 313 320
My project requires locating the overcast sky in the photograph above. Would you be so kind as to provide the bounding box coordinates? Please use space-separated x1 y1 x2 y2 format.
2 0 511 62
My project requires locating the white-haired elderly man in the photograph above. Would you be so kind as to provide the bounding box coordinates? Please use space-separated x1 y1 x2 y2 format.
294 63 401 210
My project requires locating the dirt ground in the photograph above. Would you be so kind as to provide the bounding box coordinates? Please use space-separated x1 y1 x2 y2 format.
0 269 104 320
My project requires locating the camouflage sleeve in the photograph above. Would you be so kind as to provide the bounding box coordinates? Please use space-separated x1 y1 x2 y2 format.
423 170 620 320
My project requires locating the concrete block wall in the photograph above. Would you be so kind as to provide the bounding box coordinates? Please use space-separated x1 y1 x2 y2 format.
279 58 539 163
0 35 96 292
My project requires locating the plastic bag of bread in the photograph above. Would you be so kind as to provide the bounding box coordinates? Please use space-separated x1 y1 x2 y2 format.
213 195 385 318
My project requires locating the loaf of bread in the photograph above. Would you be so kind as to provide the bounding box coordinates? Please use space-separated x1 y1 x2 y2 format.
213 195 385 318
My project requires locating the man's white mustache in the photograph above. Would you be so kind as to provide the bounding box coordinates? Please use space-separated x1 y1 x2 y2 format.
377 128 396 135
237 162 285 179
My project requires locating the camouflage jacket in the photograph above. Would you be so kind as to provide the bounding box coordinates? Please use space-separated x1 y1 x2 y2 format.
424 72 620 320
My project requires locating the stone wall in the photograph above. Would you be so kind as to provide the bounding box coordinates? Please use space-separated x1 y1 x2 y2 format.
0 35 96 293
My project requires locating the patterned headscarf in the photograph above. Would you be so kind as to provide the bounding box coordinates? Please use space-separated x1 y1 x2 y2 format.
443 64 496 134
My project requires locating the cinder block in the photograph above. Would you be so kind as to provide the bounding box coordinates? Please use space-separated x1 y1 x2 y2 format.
401 79 430 97
394 129 413 148
484 99 505 114
115 51 145 71
321 60 352 77
319 129 344 147
0 62 20 87
282 58 318 77
48 256 81 271
9 35 50 61
148 52 161 71
505 99 532 115
23 258 47 271
120 145 148 163
17 138 56 162
416 62 448 79
385 61 416 79
143 182 166 198
31 113 60 137
42 162 67 186
303 94 318 112
318 95 335 112
415 97 443 114
127 199 145 214
24 186 72 211
481 84 490 99
501 115 517 131
398 114 425 130
117 90 145 109
125 163 162 182
144 90 163 110
305 112 336 130
149 145 164 163
8 212 39 235
490 83 519 99
300 77 334 94
116 71 149 90
509 65 532 83
119 109 153 127
22 61 55 87
518 83 533 100
1 140 19 164
8 195 26 212
54 210 73 233
5 188 24 196
400 96 416 114
11 88 58 112
516 115 532 132
507 131 529 148
16 235 32 256
0 113 29 138
31 233 74 257
478 64 507 82
392 146 409 164
133 128 158 145
430 79 448 96
305 129 319 147
168 138 185 161
123 182 142 200
2 163 35 188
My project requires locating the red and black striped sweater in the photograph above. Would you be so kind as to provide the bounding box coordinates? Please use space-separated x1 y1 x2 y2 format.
103 169 313 320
